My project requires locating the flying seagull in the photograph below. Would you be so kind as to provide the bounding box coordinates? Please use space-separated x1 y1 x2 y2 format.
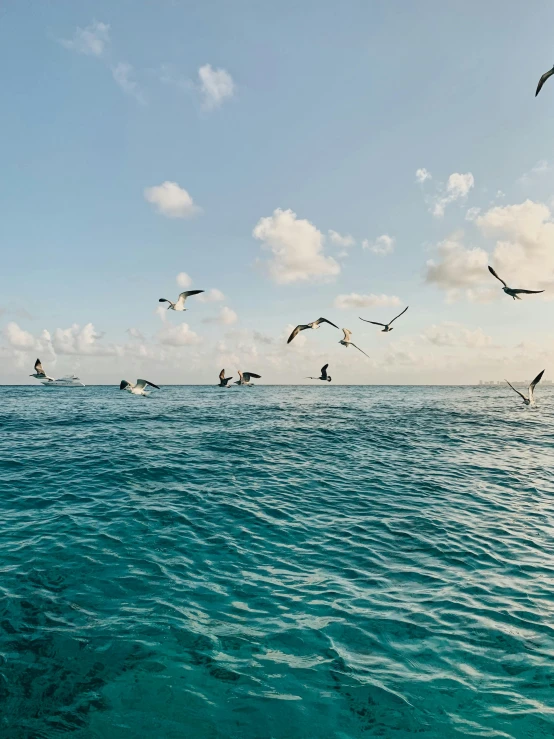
488 266 544 300
218 369 233 387
30 358 53 381
235 371 261 386
158 290 204 311
505 370 545 406
287 317 339 344
536 65 554 97
359 306 409 332
307 363 332 382
120 379 160 396
339 329 369 358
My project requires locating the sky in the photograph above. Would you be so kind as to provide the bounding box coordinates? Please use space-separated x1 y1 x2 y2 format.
2 0 554 384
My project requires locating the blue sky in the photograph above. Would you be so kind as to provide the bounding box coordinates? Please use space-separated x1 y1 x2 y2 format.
2 1 554 384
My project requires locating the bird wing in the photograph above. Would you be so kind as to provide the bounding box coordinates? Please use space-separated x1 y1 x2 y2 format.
320 363 329 378
389 306 409 325
179 290 204 300
351 343 370 358
529 369 545 400
505 380 526 401
287 325 307 344
488 266 507 287
219 369 225 381
342 328 352 341
315 317 339 329
359 318 386 327
158 298 171 303
536 68 554 97
136 379 160 390
34 358 44 374
242 372 261 382
120 380 131 390
223 377 233 384
512 289 544 295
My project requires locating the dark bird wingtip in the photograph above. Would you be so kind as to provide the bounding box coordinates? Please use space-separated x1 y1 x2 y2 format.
158 298 165 302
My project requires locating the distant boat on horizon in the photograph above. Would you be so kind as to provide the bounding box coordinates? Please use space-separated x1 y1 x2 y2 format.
39 374 85 388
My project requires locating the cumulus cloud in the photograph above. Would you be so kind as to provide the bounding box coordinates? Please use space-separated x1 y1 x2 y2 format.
52 323 119 356
203 306 237 325
60 21 110 56
465 207 481 222
334 293 401 310
328 230 355 248
126 328 145 340
198 288 225 303
253 208 340 284
416 168 432 184
431 172 475 217
176 272 192 289
198 64 235 109
424 234 489 299
362 234 395 256
3 322 36 349
157 323 200 346
144 181 201 219
423 322 493 348
112 62 145 104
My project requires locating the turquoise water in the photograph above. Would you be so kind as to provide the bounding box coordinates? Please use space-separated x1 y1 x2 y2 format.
1 385 554 738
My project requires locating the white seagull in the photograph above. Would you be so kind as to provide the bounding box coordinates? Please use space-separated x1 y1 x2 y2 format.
159 290 205 311
287 317 339 344
120 379 160 396
505 370 545 406
30 358 54 381
488 266 544 300
307 363 332 382
359 306 408 332
235 371 261 386
218 369 233 387
536 65 554 97
339 329 369 358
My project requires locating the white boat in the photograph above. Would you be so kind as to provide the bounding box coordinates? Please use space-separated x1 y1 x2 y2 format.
41 375 85 388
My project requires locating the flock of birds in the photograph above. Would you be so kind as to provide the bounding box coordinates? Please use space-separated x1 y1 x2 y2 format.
28 260 548 406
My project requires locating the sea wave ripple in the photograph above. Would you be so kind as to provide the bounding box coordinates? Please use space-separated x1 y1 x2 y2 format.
1 385 554 738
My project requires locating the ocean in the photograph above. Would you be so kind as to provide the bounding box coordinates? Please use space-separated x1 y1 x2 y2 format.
1 385 553 738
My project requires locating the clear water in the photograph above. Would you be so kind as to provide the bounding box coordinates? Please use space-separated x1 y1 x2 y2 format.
1 385 554 738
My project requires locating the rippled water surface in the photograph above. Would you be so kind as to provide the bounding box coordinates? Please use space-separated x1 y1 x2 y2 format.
1 385 554 738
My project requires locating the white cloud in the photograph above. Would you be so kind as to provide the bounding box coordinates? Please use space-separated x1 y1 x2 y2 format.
3 322 36 349
176 272 192 289
416 168 432 184
52 323 119 356
198 64 235 109
476 199 554 290
198 288 225 303
424 234 489 299
518 160 550 185
203 306 237 325
61 21 110 57
465 207 481 221
112 63 145 104
157 323 200 347
334 293 401 310
362 234 395 256
253 208 340 284
144 181 201 219
328 230 355 248
431 172 475 217
423 322 493 348
126 328 145 340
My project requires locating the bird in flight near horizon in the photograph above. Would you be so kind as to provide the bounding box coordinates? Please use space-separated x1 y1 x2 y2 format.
120 379 160 396
339 329 369 358
287 317 339 344
218 369 233 387
536 65 554 96
235 371 261 386
307 363 332 382
159 290 204 311
359 306 408 332
488 266 544 300
505 370 544 406
30 358 53 381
